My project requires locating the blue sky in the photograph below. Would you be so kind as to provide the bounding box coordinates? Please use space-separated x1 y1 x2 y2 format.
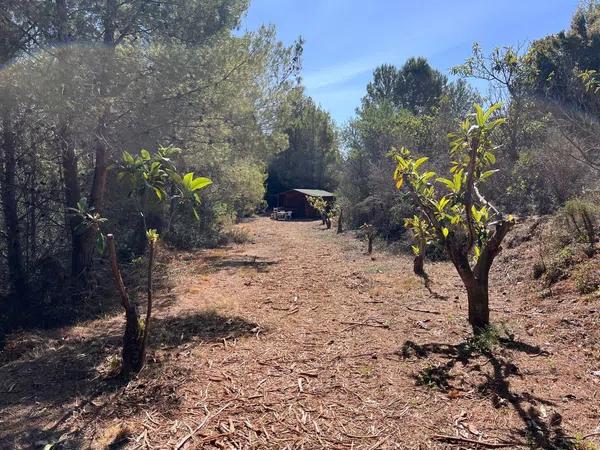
241 0 580 125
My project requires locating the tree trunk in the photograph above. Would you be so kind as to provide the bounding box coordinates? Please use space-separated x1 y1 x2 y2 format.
367 236 373 254
337 208 343 233
107 234 146 378
465 219 512 332
107 233 156 378
73 112 111 286
450 252 491 333
413 238 427 277
26 161 38 266
73 0 117 286
57 1 117 300
326 218 331 229
1 121 28 310
413 254 425 277
121 304 145 377
465 278 490 332
60 133 87 298
54 0 91 298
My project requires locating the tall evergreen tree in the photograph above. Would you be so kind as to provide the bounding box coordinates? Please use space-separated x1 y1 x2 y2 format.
267 93 339 199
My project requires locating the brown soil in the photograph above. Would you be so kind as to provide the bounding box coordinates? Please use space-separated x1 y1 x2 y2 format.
1 217 599 449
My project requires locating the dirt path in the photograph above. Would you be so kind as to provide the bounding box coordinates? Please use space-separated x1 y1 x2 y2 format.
1 217 599 449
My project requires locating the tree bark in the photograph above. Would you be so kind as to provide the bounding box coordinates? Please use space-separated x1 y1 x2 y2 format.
448 248 490 333
1 121 28 309
68 0 117 292
450 220 512 333
121 304 145 377
26 161 38 266
107 234 146 378
59 131 86 296
367 235 373 254
337 208 343 233
465 277 490 331
413 238 426 277
413 254 425 277
73 109 111 286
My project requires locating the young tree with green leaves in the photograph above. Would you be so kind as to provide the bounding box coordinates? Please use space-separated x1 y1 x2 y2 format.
76 146 211 378
393 104 514 332
360 223 376 255
308 196 334 229
114 147 211 377
404 215 433 277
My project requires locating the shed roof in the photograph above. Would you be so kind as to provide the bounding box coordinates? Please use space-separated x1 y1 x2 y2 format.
281 188 336 197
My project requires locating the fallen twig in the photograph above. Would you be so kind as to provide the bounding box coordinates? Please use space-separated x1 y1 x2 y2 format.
341 430 381 439
298 370 318 378
340 318 389 332
196 431 234 445
432 434 524 448
174 402 231 450
406 306 440 315
286 307 300 315
569 432 600 441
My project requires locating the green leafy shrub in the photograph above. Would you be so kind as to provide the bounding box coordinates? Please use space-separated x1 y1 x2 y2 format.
564 198 598 249
572 261 600 294
544 246 575 285
467 324 501 353
415 365 450 390
222 162 268 219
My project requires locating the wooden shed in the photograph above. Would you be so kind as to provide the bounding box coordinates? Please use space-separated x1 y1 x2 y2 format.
277 189 336 219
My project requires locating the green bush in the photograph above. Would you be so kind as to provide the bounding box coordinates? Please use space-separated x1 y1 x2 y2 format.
224 162 268 219
467 324 502 353
537 218 592 286
564 198 598 247
415 365 450 390
572 261 600 294
544 246 574 285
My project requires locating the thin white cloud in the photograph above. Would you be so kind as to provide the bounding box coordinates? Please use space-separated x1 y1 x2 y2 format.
302 54 390 90
308 86 364 103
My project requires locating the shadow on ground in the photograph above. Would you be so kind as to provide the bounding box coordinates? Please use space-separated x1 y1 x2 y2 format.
0 311 258 449
201 254 279 274
400 337 576 449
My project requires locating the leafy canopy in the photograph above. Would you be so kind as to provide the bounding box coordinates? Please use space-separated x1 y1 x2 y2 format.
404 215 433 256
308 196 334 219
393 103 512 263
118 146 212 220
